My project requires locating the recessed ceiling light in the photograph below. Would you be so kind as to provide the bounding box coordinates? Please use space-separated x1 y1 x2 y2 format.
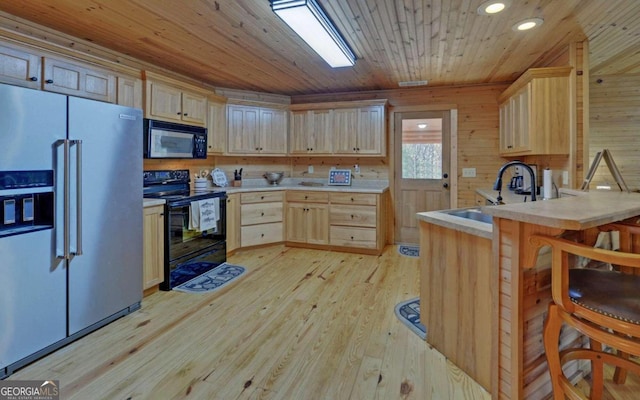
477 0 511 15
513 17 544 31
417 123 428 129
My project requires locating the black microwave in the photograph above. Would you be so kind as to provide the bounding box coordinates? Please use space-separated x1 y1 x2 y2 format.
143 119 207 159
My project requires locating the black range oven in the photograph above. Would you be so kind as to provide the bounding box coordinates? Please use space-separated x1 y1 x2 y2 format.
143 169 226 290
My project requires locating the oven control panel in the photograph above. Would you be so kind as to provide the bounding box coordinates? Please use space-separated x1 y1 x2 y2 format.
143 169 191 185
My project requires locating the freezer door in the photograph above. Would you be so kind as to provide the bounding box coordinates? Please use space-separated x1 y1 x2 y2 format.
67 97 143 335
0 84 67 370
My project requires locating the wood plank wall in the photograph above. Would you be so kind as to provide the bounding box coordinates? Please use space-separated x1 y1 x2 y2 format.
589 73 640 191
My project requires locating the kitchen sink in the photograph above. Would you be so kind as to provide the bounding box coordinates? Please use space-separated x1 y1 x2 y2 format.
442 208 493 224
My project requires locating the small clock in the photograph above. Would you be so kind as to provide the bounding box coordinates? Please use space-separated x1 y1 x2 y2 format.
328 169 352 186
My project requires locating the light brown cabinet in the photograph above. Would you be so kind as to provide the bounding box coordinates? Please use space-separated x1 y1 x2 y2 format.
285 191 329 245
240 191 284 247
329 192 382 250
334 105 385 155
117 75 143 109
144 71 208 126
227 104 288 155
289 109 333 154
42 56 117 103
207 94 227 154
498 66 571 156
143 204 165 295
226 193 240 254
0 41 41 89
290 100 387 157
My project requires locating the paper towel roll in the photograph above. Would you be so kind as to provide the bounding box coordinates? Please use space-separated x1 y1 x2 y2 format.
543 169 553 199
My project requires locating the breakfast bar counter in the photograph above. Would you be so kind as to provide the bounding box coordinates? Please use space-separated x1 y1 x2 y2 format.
480 191 640 399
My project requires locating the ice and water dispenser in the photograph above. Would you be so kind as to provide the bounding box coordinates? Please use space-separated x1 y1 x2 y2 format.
0 170 54 237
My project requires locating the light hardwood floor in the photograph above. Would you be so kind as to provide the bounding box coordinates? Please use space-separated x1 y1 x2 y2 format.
7 245 490 399
6 245 639 399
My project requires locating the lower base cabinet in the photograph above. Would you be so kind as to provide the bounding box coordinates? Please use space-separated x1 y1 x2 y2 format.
286 191 329 245
143 204 164 295
240 191 284 248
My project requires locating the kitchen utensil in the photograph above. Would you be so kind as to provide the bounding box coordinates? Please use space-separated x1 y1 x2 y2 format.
264 171 284 185
199 169 209 178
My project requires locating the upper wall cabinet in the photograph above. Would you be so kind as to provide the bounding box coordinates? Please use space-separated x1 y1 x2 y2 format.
207 93 227 155
0 40 141 106
498 67 572 156
0 41 41 89
227 103 288 155
143 71 209 126
289 109 333 155
42 56 116 103
290 100 387 157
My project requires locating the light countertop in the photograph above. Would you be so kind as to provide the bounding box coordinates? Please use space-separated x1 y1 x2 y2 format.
481 190 640 230
192 178 389 194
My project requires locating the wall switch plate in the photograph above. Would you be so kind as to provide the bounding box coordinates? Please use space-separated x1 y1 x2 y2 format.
354 164 360 173
562 170 569 185
308 165 314 174
462 168 476 178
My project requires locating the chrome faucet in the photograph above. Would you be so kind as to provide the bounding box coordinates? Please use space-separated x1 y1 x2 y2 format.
493 161 537 203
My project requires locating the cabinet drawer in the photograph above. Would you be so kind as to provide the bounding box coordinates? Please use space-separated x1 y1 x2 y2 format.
241 191 284 204
241 202 282 225
330 205 376 227
330 226 377 249
286 191 329 203
241 222 283 247
329 192 377 206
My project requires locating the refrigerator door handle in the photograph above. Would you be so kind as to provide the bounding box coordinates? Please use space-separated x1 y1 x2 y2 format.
57 138 71 260
73 139 83 256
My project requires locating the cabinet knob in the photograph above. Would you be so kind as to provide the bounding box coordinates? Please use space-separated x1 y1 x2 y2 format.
45 79 53 84
261 233 264 237
261 196 264 200
304 195 308 199
183 113 188 116
177 112 182 115
261 212 264 216
350 236 354 240
351 214 354 218
310 147 313 151
159 213 164 216
443 182 449 188
260 147 263 151
353 147 356 151
255 147 260 151
29 76 38 82
356 148 360 151
351 198 354 202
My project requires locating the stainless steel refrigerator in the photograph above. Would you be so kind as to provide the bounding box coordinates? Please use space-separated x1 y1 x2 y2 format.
0 83 143 378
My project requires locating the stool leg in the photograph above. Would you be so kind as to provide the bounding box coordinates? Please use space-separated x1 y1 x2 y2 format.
613 351 629 384
589 339 604 400
544 303 565 400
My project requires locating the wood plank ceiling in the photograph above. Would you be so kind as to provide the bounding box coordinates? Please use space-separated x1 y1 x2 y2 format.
0 0 638 95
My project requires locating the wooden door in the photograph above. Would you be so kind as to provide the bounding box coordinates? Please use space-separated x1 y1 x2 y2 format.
288 110 310 154
357 105 384 155
116 76 142 109
0 42 40 89
143 205 164 291
332 108 358 154
42 56 116 102
306 204 329 244
226 194 240 253
227 105 259 153
285 202 307 243
181 91 207 126
259 108 287 154
310 109 333 154
148 80 182 122
394 110 451 244
207 96 227 154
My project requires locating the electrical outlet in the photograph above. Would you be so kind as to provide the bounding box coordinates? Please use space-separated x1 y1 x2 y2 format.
354 164 360 173
462 168 476 178
308 165 314 174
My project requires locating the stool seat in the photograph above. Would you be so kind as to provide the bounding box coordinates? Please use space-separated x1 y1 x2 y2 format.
569 269 640 325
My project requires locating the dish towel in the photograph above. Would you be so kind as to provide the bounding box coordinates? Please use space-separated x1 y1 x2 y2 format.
577 230 620 270
188 198 220 232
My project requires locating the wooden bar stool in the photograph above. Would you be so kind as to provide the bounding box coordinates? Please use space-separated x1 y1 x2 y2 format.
530 233 640 400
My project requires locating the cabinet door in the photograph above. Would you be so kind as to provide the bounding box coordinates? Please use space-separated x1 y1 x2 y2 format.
499 101 515 153
42 57 116 102
333 108 359 154
310 109 333 154
289 110 311 154
356 105 384 155
513 86 530 151
228 105 260 153
147 80 182 122
286 202 308 243
226 194 240 253
117 76 143 109
143 205 164 291
259 108 287 154
0 42 40 89
207 98 227 154
181 91 207 126
306 204 329 244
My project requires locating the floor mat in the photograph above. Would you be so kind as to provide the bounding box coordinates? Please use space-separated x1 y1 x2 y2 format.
394 297 427 339
173 263 246 293
398 245 419 258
